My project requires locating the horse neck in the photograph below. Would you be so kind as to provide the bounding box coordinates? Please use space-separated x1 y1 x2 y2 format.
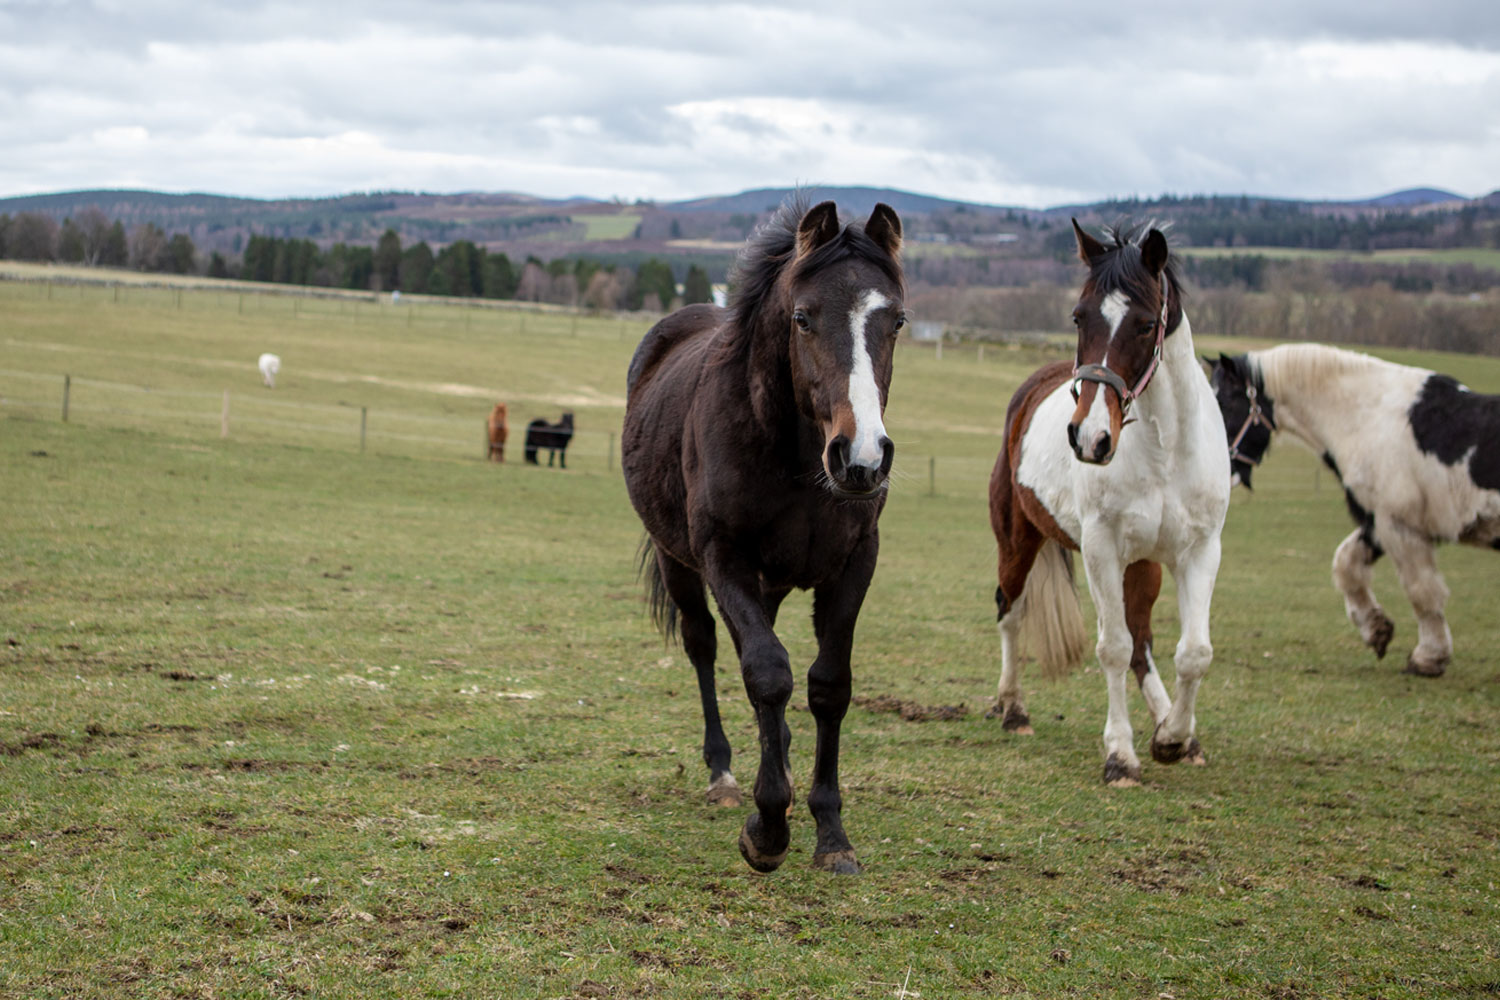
1254 345 1362 453
1131 314 1205 435
741 306 800 432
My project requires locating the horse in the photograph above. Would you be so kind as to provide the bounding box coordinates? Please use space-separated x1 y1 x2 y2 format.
524 413 574 467
1208 344 1500 677
486 402 509 462
622 198 905 874
258 353 280 388
988 221 1230 786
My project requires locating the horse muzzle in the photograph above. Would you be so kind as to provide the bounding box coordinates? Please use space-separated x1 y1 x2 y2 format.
824 433 894 496
1067 420 1116 465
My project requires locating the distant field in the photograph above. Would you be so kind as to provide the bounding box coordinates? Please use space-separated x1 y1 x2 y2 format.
579 212 644 241
1180 245 1500 271
3 278 1498 998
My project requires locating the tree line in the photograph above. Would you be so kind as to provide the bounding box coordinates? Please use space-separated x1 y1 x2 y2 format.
0 208 716 313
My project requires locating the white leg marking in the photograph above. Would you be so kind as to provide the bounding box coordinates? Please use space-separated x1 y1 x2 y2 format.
846 289 890 469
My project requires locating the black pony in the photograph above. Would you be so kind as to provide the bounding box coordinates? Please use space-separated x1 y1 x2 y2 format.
524 412 574 467
622 198 905 874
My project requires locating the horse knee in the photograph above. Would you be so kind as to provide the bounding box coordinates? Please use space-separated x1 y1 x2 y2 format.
1174 639 1213 679
741 647 793 706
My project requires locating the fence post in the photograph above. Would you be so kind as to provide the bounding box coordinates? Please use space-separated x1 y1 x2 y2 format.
928 456 936 497
978 344 985 364
238 293 243 314
935 340 943 362
221 391 230 439
607 431 614 472
62 374 70 422
360 407 368 453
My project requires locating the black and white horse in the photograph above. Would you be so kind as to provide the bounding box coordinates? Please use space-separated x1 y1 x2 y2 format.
524 412 575 467
1209 343 1500 676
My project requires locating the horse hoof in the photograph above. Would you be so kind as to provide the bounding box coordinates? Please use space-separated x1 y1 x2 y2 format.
1150 728 1202 766
1403 654 1447 678
1103 753 1140 787
986 702 1033 733
738 815 788 873
812 850 861 875
1368 615 1395 659
706 773 742 808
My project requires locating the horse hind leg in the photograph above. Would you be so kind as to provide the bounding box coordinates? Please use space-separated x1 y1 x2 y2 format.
654 552 741 805
1123 561 1175 731
1332 526 1395 658
987 533 1043 733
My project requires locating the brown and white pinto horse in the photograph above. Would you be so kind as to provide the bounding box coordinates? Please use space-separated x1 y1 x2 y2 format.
486 402 509 462
623 198 904 873
989 221 1230 785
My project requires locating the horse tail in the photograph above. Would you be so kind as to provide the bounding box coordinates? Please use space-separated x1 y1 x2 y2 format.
636 537 679 641
1018 540 1086 680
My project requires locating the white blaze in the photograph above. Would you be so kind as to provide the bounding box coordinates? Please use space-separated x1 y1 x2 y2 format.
1078 290 1131 441
847 289 890 468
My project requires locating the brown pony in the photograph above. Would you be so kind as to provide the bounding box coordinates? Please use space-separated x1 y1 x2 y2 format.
622 198 904 874
486 402 509 462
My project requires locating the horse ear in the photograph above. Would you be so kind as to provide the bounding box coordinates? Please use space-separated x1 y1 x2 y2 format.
797 201 842 257
1072 218 1107 263
1141 228 1170 276
865 203 902 257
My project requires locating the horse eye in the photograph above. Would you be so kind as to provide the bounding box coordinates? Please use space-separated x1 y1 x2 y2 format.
894 314 907 331
793 310 811 331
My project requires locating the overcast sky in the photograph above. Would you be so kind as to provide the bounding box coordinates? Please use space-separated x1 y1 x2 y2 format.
3 0 1498 207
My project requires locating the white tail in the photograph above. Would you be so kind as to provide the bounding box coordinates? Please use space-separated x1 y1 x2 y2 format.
1017 540 1086 680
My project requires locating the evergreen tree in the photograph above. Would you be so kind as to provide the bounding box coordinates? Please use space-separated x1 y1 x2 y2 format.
167 234 196 274
631 258 677 310
373 228 402 291
483 252 517 299
682 264 712 305
398 242 434 293
100 222 128 267
58 219 86 263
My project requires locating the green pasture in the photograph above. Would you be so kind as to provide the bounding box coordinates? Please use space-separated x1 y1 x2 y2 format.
580 213 645 242
2 279 1498 998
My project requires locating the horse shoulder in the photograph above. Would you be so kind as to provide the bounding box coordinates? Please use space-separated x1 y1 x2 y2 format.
627 304 726 397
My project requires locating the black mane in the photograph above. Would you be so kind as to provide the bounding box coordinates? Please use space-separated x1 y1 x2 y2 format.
1087 222 1186 332
728 196 904 340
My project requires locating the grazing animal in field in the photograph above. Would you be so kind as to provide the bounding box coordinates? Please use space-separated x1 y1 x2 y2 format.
486 402 509 462
258 353 280 388
623 198 905 873
988 220 1229 786
524 413 574 467
1208 344 1500 677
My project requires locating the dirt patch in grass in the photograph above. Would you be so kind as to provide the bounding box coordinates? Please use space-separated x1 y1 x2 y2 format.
854 694 969 722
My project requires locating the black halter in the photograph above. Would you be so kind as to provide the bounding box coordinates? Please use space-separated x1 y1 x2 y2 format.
1227 382 1276 465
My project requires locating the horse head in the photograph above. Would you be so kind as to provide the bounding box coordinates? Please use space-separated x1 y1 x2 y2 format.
782 201 906 498
1206 352 1275 489
1065 220 1179 465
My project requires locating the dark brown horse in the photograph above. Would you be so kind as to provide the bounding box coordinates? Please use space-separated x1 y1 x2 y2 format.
622 199 905 874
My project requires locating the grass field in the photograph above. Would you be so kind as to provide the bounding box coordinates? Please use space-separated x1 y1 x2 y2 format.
2 278 1498 998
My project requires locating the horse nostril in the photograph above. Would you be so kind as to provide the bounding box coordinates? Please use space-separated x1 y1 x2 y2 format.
878 436 894 477
826 435 851 477
1093 433 1112 462
1067 422 1081 456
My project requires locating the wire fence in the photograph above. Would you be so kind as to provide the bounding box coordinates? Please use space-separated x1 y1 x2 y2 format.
0 368 620 469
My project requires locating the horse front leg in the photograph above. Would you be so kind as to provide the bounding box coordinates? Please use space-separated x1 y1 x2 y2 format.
1379 521 1452 677
804 539 878 874
704 553 795 872
1081 543 1138 786
1332 527 1395 658
1150 537 1221 767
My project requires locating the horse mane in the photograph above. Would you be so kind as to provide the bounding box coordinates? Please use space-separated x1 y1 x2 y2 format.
1253 343 1403 399
726 196 905 351
1086 221 1185 330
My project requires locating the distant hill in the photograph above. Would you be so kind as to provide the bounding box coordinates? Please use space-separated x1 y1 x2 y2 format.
1 184 1493 262
1347 187 1467 209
